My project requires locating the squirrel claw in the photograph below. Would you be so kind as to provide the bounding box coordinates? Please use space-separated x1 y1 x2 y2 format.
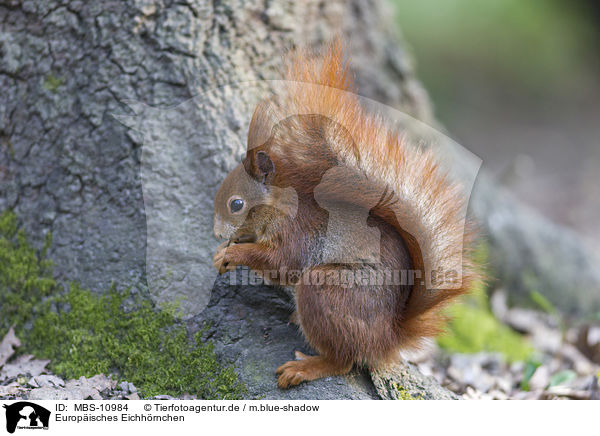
232 233 255 244
288 311 299 326
294 350 309 360
213 241 237 274
276 359 307 388
276 353 352 389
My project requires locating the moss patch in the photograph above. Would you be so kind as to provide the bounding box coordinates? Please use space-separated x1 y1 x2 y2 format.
42 74 63 93
0 210 245 399
392 383 423 400
0 211 55 335
437 242 534 362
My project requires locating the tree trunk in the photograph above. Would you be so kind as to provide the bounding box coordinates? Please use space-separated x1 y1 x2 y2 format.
0 0 429 298
1 0 456 399
471 172 600 318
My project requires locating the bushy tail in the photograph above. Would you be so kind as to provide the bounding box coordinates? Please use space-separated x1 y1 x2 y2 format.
278 40 480 348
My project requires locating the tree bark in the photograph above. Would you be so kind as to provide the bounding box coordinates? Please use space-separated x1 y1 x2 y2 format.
0 0 428 297
1 0 456 399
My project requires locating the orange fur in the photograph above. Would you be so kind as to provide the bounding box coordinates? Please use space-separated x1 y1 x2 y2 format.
214 40 479 388
269 40 478 346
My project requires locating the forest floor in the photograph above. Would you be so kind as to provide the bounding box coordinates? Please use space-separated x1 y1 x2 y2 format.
2 290 599 400
417 290 600 400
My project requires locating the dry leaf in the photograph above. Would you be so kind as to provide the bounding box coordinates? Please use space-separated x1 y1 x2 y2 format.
28 374 65 388
0 354 50 380
0 327 21 367
72 374 116 392
0 382 24 397
27 375 115 400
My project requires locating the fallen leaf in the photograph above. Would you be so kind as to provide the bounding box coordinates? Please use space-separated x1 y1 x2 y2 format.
520 359 542 391
0 327 21 367
27 374 116 400
29 374 65 388
0 354 50 380
0 382 24 397
548 369 577 387
72 374 116 392
27 387 71 401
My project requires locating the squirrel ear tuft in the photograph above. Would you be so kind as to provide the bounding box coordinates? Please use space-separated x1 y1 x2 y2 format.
255 150 275 183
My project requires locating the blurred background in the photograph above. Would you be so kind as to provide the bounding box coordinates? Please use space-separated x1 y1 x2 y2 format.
391 0 600 256
384 0 600 399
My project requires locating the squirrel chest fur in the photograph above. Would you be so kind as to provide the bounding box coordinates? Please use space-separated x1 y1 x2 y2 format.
213 42 477 389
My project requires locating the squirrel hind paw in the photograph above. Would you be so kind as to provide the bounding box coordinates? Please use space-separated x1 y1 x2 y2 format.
275 354 352 389
294 350 309 360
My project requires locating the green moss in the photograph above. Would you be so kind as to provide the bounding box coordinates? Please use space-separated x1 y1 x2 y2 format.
437 286 533 362
391 383 423 400
437 242 534 362
0 210 245 399
43 74 63 93
0 211 55 336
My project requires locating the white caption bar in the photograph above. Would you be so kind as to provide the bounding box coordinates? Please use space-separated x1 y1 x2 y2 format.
0 399 595 436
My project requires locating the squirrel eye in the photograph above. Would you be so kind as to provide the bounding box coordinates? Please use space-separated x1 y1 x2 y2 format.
229 198 244 214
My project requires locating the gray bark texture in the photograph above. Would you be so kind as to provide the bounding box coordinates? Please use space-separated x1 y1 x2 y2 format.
0 0 453 399
0 0 429 300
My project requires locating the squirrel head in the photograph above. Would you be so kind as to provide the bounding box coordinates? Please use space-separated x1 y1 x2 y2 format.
214 108 350 244
213 151 298 242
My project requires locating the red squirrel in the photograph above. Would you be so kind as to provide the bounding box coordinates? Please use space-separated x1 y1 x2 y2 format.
213 41 478 389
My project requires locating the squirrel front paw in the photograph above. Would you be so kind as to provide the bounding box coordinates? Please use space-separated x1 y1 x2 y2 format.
288 311 299 325
213 241 237 274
